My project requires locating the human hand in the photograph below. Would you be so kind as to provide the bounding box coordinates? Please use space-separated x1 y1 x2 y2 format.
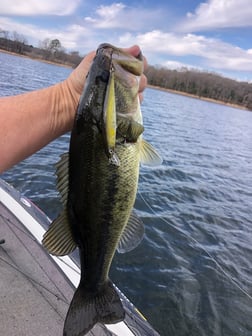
0 45 147 172
123 45 148 103
64 45 148 117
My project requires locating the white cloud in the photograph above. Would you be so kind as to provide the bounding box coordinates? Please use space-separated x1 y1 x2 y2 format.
0 1 251 78
119 30 252 72
0 0 80 16
208 50 252 71
0 17 92 51
120 31 212 56
84 3 126 28
84 3 161 30
162 60 204 72
180 0 252 31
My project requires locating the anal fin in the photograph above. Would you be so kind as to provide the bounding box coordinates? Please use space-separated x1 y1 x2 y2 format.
42 209 77 256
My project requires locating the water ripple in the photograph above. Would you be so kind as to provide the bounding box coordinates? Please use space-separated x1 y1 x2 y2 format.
1 54 252 336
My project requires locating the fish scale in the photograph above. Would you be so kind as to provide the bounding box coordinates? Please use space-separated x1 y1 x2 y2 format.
42 43 162 336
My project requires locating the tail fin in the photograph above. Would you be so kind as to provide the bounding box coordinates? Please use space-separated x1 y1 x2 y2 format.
63 279 125 336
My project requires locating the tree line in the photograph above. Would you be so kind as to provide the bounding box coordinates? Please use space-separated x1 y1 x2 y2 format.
145 65 252 110
0 28 251 110
0 29 82 67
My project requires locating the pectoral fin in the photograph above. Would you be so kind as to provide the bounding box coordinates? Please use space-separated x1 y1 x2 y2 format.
140 139 163 166
117 117 144 142
127 120 144 142
117 210 145 253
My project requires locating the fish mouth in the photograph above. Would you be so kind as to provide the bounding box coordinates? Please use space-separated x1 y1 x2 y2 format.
97 43 144 166
97 43 143 76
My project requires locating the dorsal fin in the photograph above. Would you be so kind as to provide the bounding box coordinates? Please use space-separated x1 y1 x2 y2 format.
55 152 69 205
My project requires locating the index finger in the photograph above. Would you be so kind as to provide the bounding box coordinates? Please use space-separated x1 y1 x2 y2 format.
122 45 148 72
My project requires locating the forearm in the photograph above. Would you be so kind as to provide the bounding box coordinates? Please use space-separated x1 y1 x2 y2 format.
0 81 77 173
0 47 146 174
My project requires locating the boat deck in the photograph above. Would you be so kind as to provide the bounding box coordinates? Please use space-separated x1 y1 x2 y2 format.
0 200 74 336
0 178 160 336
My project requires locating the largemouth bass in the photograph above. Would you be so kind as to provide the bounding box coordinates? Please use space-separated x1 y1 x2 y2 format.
42 43 162 336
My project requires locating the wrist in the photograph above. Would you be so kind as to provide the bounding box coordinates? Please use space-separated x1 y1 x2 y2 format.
52 80 79 135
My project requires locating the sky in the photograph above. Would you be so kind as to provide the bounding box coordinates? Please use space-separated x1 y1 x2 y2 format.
0 0 252 81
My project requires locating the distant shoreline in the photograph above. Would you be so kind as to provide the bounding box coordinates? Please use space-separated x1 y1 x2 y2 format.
0 49 73 68
0 49 250 112
148 85 249 111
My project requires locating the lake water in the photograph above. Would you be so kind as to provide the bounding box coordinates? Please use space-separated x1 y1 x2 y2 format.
1 51 252 336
